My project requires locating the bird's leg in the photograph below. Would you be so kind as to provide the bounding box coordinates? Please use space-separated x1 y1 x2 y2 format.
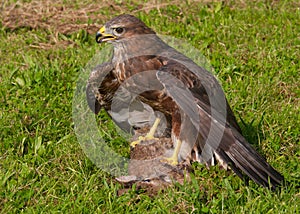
161 109 182 166
130 117 161 147
161 139 182 166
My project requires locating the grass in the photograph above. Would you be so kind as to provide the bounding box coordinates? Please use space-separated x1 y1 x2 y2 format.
1 0 299 213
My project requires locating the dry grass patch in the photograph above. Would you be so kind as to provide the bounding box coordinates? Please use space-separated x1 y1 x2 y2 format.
1 0 111 34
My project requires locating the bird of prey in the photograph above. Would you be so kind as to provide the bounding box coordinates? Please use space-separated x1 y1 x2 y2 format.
87 14 284 189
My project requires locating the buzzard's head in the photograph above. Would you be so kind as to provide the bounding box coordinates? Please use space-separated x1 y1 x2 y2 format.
96 14 156 43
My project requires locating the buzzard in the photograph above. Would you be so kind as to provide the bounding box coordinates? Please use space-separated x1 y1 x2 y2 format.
87 14 284 189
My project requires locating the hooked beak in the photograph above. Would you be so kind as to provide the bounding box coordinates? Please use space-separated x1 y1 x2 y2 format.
96 26 116 43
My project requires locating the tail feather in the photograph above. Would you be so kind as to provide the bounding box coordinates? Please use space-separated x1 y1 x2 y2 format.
217 130 284 189
215 149 248 183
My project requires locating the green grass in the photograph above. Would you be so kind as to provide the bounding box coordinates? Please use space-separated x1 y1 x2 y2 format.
1 0 299 213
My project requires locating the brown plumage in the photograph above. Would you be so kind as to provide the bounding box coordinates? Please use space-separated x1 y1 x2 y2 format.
86 62 118 113
86 62 162 133
87 14 284 189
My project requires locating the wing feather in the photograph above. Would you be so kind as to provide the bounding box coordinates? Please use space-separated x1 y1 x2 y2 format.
156 60 284 189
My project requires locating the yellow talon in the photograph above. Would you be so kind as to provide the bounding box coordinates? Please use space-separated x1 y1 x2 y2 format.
160 139 182 166
130 117 161 148
161 156 179 166
130 137 141 148
130 135 159 147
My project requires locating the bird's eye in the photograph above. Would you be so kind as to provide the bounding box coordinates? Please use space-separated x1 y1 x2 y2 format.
114 27 124 34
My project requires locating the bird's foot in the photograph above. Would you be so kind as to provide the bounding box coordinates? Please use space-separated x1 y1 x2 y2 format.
160 139 182 166
161 156 179 166
130 117 161 148
130 135 159 148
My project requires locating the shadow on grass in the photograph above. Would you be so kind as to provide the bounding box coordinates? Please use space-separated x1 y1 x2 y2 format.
238 113 266 155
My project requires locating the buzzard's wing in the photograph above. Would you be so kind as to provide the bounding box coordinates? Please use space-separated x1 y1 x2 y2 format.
86 62 116 114
156 61 284 189
86 62 166 133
